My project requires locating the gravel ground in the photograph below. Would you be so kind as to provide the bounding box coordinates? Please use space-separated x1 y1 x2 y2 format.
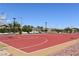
49 42 79 56
0 47 13 56
0 50 12 56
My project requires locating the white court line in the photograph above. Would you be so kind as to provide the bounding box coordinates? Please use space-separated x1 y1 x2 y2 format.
19 39 48 49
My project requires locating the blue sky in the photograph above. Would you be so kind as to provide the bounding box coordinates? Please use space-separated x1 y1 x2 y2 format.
0 3 79 28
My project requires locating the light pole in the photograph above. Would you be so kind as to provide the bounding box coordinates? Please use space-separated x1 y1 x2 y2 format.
19 17 22 34
13 17 16 33
45 21 47 33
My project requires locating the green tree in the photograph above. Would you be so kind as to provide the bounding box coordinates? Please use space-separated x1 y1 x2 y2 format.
36 26 44 33
7 19 22 34
64 27 72 33
22 25 33 33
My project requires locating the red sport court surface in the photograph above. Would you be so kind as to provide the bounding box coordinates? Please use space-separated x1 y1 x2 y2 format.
0 33 79 53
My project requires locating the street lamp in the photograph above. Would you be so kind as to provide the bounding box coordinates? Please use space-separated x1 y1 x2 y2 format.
45 21 47 33
13 17 16 33
19 17 22 34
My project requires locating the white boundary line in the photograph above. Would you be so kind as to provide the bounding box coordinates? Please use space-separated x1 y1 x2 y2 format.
0 35 49 52
19 38 48 49
0 41 29 54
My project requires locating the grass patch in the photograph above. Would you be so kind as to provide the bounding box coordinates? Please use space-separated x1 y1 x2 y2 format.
0 44 6 49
